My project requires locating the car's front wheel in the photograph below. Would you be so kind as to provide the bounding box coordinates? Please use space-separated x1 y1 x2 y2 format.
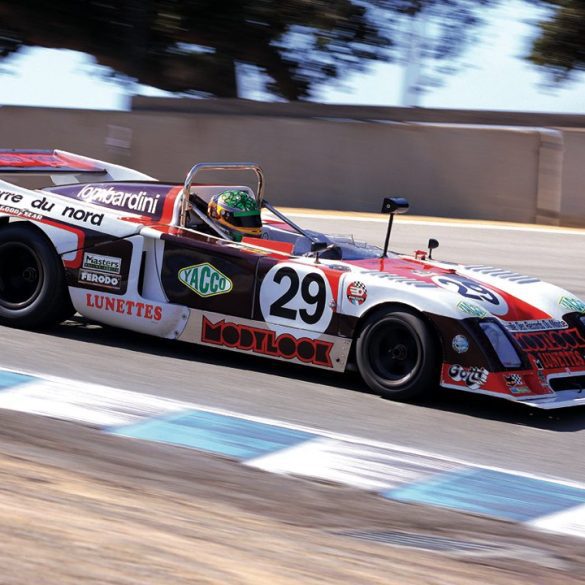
355 307 439 401
0 223 73 329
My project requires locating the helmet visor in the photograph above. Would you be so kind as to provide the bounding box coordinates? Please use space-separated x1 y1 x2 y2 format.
228 210 262 229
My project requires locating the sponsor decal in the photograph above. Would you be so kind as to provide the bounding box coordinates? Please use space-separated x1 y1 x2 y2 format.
360 270 435 288
260 263 333 334
346 281 367 305
0 204 42 221
559 296 585 314
509 385 531 395
433 275 508 316
448 364 489 390
505 373 523 387
504 374 530 394
0 190 24 204
514 327 585 369
457 301 488 319
82 253 122 275
452 335 469 354
463 265 539 284
328 264 351 272
79 270 121 290
2 188 113 226
85 293 162 321
61 205 104 226
178 263 233 298
505 319 567 332
201 316 333 367
76 185 162 216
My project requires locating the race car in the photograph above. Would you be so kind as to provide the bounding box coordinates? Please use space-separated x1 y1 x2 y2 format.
1 148 585 409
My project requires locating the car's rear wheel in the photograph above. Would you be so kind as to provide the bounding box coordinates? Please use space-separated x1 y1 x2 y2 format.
0 223 73 329
355 308 439 401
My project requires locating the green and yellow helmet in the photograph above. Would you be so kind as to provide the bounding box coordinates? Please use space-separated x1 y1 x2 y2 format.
208 190 262 240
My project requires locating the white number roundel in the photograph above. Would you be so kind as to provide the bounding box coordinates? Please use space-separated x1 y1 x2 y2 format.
260 262 334 333
432 275 509 316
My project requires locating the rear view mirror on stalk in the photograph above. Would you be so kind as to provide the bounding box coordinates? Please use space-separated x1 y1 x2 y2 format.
381 197 409 215
381 196 410 257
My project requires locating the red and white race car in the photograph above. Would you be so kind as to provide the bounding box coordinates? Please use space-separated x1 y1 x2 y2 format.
1 149 585 409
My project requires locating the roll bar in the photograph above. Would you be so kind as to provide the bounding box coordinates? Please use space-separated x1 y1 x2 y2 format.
180 162 265 227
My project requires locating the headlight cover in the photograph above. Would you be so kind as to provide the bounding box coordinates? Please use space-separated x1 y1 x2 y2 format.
480 321 522 369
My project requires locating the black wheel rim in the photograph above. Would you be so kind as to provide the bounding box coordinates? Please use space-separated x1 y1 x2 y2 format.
367 319 423 387
0 242 44 309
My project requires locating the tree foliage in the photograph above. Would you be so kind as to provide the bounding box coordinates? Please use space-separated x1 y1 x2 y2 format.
0 0 493 100
529 1 585 83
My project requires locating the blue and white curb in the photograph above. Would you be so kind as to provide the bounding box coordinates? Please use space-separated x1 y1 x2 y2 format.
0 366 583 538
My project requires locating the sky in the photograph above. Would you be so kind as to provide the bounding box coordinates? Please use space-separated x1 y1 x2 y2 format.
0 0 583 113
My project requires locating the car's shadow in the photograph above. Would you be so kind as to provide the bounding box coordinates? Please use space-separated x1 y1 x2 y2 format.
48 317 585 432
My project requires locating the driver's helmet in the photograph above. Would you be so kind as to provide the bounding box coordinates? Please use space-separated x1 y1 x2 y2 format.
207 189 262 241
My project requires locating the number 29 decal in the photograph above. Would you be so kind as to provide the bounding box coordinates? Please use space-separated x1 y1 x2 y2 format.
432 275 509 316
260 263 334 333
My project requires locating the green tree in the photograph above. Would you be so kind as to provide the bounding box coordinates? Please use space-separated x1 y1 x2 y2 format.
529 1 585 83
0 0 493 100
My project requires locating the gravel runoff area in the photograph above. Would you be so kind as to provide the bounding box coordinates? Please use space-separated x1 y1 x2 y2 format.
0 410 583 585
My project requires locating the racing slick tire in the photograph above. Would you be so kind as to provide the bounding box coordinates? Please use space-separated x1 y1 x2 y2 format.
0 223 72 329
355 308 439 401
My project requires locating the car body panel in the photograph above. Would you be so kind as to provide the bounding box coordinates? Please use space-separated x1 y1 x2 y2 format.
2 150 585 408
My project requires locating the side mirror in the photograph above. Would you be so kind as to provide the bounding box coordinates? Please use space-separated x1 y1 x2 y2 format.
381 197 410 258
381 197 409 215
427 238 439 260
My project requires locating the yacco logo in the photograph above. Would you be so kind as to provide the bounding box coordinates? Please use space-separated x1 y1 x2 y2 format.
201 317 333 367
179 263 233 298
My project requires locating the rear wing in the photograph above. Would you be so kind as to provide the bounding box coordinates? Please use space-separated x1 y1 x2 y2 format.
0 149 155 185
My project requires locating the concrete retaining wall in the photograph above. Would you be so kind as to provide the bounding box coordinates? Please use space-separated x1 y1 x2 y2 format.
558 128 585 227
0 104 570 225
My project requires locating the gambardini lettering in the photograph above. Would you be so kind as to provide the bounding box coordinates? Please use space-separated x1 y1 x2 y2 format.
77 185 161 215
85 293 162 320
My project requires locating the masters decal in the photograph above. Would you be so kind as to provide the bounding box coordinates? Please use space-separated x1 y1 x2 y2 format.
83 253 122 275
178 263 233 298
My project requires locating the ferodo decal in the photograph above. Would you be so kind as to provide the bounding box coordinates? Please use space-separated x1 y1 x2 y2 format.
201 316 333 367
79 270 121 290
432 275 508 316
260 262 333 333
513 327 585 369
178 263 233 298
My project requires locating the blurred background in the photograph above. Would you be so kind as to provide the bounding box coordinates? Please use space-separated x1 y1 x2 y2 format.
0 0 584 223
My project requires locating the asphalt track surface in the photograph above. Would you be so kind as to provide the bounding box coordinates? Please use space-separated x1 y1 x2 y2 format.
2 213 585 486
